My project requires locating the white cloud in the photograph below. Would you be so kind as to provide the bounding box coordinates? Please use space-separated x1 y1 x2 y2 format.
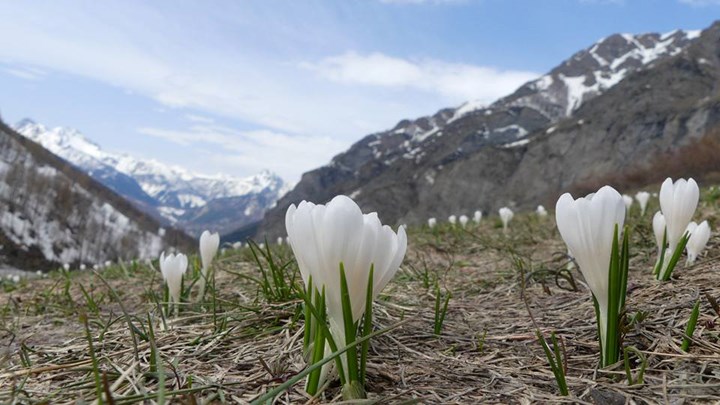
379 0 466 4
678 0 720 5
138 124 348 183
0 2 541 181
2 65 46 81
185 114 215 124
302 52 538 103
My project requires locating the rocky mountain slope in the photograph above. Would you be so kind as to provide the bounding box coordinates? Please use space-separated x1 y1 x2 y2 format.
259 22 719 238
0 121 194 271
13 120 287 236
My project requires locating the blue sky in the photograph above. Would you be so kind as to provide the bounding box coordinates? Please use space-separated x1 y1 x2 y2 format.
0 0 717 183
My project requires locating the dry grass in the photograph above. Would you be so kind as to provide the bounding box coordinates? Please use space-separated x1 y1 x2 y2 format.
1 196 720 404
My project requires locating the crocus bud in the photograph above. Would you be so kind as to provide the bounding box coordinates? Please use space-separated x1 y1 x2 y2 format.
686 220 711 265
658 178 699 279
459 215 469 228
200 230 220 271
277 236 284 245
499 207 514 232
635 191 650 216
428 217 437 229
537 205 548 217
622 194 633 211
448 215 457 226
473 210 482 224
159 251 188 309
652 211 666 256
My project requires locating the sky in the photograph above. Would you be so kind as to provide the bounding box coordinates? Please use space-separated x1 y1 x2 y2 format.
0 0 718 184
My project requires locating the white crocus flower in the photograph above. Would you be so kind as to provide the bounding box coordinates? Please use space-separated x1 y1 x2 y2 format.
686 220 711 265
652 211 666 257
428 217 437 229
622 194 633 211
159 252 188 313
555 185 625 362
199 230 220 298
658 178 699 279
473 210 482 224
448 215 457 226
200 230 220 270
536 205 548 217
285 195 407 382
499 207 514 232
635 191 650 216
277 236 284 245
459 215 469 228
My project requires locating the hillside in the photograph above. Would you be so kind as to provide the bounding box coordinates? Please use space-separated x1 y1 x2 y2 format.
258 23 717 239
1 187 718 402
0 120 193 271
13 120 288 237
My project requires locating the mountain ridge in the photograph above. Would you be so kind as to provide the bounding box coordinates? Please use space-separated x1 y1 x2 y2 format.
13 120 288 236
257 23 716 238
0 120 194 270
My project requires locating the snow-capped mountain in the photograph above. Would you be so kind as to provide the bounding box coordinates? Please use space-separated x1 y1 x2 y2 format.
0 120 194 271
13 119 288 236
259 23 717 238
346 28 701 169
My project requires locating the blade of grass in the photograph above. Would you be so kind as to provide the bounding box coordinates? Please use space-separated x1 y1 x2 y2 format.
359 266 374 383
681 299 701 352
339 263 359 383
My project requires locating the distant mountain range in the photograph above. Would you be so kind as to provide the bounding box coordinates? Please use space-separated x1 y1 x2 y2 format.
259 23 720 238
13 120 289 236
0 120 194 271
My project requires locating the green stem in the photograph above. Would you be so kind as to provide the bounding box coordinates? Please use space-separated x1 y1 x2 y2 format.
339 263 359 384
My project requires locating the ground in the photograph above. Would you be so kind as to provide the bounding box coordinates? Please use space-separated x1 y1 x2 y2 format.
1 194 720 404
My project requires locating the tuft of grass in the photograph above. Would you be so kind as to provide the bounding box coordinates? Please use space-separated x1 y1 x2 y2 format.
536 330 568 396
623 346 647 386
433 280 451 336
236 239 299 302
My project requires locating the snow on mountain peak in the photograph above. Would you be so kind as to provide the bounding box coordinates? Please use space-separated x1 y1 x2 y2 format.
501 27 702 119
12 119 287 224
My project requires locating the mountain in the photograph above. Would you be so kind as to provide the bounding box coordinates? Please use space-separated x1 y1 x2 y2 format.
13 120 288 236
258 23 719 238
0 120 194 271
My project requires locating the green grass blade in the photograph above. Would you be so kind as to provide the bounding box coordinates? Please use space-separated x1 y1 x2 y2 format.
604 224 620 367
339 263 359 383
80 313 103 402
681 300 701 352
298 285 346 385
306 288 327 395
661 232 691 281
360 265 374 383
654 229 667 277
